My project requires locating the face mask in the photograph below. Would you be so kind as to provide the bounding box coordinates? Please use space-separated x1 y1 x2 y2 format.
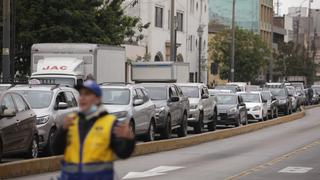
84 105 98 115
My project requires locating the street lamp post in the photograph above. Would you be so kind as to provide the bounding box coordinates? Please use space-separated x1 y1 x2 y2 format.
230 0 236 82
197 25 204 83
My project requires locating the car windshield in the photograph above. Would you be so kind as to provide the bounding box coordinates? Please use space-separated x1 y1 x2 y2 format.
217 95 237 105
13 90 53 109
261 92 271 100
240 93 261 103
32 77 75 86
145 87 167 100
179 86 199 98
270 89 286 97
102 88 130 105
215 86 237 93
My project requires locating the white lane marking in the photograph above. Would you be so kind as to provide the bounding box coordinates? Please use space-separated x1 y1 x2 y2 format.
279 166 313 174
122 166 185 179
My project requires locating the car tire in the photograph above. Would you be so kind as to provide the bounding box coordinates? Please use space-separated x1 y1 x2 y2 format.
208 110 217 131
194 111 204 134
46 128 57 156
275 108 279 118
243 115 248 125
25 135 39 159
145 119 156 142
285 106 289 115
160 115 172 139
177 113 188 137
129 120 136 137
235 115 241 127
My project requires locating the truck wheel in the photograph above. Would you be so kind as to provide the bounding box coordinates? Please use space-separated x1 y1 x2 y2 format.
25 135 39 159
194 111 204 134
177 113 188 137
145 120 156 142
160 116 172 139
207 111 217 131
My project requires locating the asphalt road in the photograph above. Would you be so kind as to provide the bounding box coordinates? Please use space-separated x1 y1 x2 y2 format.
11 107 320 180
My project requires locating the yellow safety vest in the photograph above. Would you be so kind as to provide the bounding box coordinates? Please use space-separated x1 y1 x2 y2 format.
64 114 116 164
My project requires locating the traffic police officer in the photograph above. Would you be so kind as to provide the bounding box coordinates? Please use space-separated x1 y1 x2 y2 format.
53 80 135 180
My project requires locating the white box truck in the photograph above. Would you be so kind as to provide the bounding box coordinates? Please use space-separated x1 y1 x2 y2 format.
30 43 126 86
131 62 190 83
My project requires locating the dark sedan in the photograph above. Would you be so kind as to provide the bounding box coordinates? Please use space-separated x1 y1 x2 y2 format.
0 91 38 162
216 94 248 127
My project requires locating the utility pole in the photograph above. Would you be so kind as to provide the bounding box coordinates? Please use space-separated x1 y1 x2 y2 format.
307 0 312 59
11 0 16 81
269 5 274 82
230 0 236 82
2 0 11 83
170 0 176 62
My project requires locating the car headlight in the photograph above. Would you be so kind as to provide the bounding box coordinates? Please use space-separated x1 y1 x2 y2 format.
190 104 198 109
252 106 261 111
156 107 166 114
113 111 128 118
228 107 237 114
37 115 50 125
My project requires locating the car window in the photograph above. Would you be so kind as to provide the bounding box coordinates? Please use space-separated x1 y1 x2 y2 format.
132 89 138 99
1 94 16 113
141 89 150 102
65 92 78 107
169 86 178 97
174 86 183 97
204 87 209 96
12 94 29 112
136 89 145 102
55 92 67 107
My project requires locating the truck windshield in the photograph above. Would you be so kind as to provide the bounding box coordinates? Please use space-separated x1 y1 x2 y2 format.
179 86 199 98
144 87 167 100
32 77 75 86
102 89 130 105
13 90 53 109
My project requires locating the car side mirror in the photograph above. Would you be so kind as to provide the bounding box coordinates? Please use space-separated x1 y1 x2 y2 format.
58 102 68 110
201 94 209 99
1 109 16 117
240 103 246 106
170 96 180 102
272 96 277 101
133 99 144 106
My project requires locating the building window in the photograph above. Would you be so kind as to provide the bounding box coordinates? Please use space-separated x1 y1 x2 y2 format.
177 12 183 32
155 7 163 28
189 35 193 51
189 73 195 83
190 0 195 13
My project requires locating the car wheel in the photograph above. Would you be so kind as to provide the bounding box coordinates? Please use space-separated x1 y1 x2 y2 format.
145 120 156 142
243 115 248 125
177 113 188 137
46 128 57 156
275 108 279 118
26 135 39 159
235 115 241 127
285 106 289 115
194 111 204 134
208 110 217 131
129 120 136 136
160 115 172 139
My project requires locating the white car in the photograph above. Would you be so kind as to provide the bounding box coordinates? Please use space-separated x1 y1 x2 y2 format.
237 92 268 122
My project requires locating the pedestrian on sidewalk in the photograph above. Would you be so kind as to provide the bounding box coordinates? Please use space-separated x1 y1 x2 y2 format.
53 80 135 180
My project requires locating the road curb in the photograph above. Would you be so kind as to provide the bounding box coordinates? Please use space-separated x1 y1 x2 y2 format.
0 110 306 179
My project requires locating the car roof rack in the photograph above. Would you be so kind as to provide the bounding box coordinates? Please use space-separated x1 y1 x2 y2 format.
99 82 133 86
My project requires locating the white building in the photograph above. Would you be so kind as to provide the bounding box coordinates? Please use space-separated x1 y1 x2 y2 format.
123 0 209 83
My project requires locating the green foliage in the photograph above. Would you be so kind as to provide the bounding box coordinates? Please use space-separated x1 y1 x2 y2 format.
209 28 270 82
1 0 140 76
274 41 315 85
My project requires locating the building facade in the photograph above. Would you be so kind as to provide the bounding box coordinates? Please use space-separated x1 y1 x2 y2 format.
124 0 209 83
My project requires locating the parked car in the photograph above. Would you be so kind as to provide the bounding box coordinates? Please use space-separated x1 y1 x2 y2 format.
215 85 240 93
227 82 247 91
260 91 279 119
238 92 268 121
208 89 232 96
9 85 79 155
177 83 217 133
286 86 298 112
269 88 292 115
141 83 189 139
0 84 12 92
216 94 248 127
100 83 157 141
0 91 38 161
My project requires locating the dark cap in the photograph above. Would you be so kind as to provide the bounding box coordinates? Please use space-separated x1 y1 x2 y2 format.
75 80 102 97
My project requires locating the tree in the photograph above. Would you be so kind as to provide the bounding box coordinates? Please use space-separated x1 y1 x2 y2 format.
1 0 140 77
208 28 270 82
274 41 315 85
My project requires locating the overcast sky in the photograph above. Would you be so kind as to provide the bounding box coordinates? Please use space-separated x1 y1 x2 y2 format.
279 0 320 15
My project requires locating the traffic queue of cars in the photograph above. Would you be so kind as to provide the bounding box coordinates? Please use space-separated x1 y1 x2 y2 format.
0 82 308 162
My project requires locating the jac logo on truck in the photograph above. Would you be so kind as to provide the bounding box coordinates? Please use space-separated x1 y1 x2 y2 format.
42 66 68 71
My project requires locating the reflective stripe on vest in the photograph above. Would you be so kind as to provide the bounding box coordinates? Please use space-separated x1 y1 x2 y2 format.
64 114 116 164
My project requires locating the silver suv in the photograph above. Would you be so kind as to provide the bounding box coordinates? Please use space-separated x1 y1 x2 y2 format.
100 83 157 141
9 85 79 155
177 83 217 133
